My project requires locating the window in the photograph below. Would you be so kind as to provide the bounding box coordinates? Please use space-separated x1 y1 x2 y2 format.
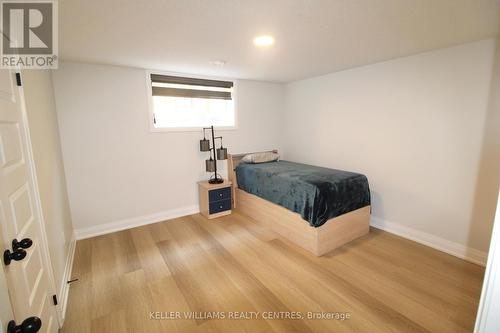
150 74 235 129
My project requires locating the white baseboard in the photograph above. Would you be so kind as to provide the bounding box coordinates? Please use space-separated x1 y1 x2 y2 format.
58 234 76 323
370 216 488 266
73 206 487 265
74 205 200 240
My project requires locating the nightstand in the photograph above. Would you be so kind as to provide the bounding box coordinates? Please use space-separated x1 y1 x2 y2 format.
198 180 232 219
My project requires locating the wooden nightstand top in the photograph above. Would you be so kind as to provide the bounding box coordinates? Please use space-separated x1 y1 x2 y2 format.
197 179 232 190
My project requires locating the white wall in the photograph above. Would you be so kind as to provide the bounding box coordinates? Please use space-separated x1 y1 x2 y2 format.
52 62 284 236
284 39 498 262
22 70 75 316
470 38 500 257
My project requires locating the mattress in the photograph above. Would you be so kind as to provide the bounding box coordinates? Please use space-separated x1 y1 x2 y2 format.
235 160 370 227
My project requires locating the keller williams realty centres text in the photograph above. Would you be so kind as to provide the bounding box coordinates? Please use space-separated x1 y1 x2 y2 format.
149 311 351 321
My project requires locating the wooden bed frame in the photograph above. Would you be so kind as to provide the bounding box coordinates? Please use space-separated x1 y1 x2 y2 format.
227 150 370 256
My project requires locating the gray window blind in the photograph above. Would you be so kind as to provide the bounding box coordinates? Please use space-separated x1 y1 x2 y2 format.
151 74 233 100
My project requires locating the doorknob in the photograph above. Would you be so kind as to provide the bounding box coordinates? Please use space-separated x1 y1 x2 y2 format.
3 249 27 266
7 316 42 333
12 238 33 250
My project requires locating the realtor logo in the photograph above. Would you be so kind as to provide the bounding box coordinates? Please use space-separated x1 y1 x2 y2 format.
1 0 58 68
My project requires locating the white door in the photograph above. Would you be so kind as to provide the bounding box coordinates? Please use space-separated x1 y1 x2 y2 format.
0 264 14 333
0 67 59 333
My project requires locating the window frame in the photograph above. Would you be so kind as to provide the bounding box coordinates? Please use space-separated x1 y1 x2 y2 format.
145 70 238 132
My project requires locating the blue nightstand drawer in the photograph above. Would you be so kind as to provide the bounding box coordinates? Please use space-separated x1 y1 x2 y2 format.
209 199 231 214
208 187 231 202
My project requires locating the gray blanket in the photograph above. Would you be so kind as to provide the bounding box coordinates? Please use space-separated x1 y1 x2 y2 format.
235 160 370 227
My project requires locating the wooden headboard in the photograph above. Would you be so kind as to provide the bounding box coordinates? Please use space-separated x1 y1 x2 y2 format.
227 149 278 208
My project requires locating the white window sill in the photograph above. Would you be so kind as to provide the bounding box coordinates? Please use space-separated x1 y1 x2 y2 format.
149 125 238 133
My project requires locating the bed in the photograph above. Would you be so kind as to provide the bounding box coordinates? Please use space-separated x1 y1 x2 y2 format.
228 150 371 256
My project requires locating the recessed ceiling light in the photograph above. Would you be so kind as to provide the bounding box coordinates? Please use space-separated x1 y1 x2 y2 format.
253 35 274 47
209 60 226 67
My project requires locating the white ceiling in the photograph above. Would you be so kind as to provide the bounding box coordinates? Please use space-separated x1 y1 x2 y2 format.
60 0 500 83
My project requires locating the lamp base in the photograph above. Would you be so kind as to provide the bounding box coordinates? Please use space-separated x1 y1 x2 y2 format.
208 178 224 184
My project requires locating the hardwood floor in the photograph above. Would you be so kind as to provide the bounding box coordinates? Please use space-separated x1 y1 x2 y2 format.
62 212 485 333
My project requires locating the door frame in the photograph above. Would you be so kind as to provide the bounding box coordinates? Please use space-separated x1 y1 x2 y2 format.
0 67 63 327
474 189 500 332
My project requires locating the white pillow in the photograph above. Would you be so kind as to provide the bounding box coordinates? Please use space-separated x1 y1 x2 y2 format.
241 152 280 164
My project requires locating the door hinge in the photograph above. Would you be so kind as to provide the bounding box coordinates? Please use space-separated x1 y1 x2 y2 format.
52 294 58 306
15 73 22 86
153 114 156 124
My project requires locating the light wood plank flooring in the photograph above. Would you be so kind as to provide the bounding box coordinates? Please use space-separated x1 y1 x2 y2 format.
62 212 484 333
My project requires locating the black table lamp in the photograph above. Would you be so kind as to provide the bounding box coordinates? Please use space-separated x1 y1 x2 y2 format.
200 126 227 184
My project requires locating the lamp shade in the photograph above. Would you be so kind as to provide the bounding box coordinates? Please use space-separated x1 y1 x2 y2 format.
200 139 210 152
217 147 228 160
205 159 215 172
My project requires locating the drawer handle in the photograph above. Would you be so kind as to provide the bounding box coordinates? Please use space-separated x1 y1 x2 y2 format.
219 193 223 197
219 205 223 209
